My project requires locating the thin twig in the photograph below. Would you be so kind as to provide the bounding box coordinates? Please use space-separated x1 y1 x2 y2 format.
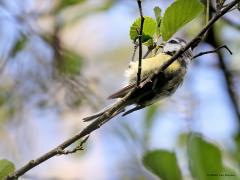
136 0 145 86
130 42 138 67
216 0 226 12
57 136 89 155
210 3 240 30
192 45 232 59
130 41 155 67
6 1 239 179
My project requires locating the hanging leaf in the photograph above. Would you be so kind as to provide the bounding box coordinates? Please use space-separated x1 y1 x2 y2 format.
188 134 223 180
129 16 157 47
0 159 15 179
154 6 162 36
143 150 182 180
160 0 204 41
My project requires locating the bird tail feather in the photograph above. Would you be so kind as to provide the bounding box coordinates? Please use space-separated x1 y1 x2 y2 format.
83 102 126 122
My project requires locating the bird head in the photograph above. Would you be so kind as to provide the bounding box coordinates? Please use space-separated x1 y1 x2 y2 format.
162 37 193 64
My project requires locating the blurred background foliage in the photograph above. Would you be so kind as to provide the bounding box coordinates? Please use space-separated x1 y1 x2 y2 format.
0 0 240 179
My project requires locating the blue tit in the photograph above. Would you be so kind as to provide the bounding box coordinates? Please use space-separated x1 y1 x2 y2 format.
83 37 193 121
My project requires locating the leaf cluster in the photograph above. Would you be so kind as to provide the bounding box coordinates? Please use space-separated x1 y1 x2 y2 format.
143 134 240 180
130 0 204 47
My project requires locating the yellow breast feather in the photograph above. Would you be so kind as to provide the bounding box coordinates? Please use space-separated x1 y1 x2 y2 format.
125 53 181 82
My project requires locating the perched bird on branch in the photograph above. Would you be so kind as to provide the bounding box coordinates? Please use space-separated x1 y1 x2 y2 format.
83 37 193 121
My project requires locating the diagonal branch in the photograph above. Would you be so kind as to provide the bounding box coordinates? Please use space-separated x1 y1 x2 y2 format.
6 0 240 179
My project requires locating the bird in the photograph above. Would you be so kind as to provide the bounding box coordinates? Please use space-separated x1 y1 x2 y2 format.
83 37 193 122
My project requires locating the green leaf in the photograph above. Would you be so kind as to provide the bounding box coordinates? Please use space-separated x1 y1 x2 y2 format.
160 0 204 41
58 49 83 75
56 0 86 12
143 38 154 47
11 35 27 56
154 7 161 24
143 150 182 180
154 6 162 36
188 134 223 180
0 159 15 179
130 16 157 46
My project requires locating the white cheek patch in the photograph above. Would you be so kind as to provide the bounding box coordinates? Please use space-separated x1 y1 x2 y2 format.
163 44 180 52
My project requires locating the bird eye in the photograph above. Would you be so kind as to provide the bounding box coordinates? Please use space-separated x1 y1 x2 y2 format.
168 39 178 44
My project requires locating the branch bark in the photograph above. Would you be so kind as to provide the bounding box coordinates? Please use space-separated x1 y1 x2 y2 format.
137 0 145 86
6 0 240 179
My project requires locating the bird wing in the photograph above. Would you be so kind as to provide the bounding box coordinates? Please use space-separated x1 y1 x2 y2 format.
108 83 135 99
108 76 149 99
